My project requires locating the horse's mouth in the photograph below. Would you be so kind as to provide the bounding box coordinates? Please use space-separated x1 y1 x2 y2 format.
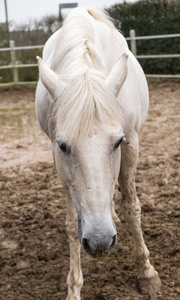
81 238 114 258
90 249 110 258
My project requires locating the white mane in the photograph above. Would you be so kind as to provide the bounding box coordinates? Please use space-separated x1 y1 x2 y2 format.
51 7 113 76
49 8 124 141
54 71 123 141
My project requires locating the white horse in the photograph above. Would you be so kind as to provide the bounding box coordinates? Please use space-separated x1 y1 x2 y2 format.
35 7 161 299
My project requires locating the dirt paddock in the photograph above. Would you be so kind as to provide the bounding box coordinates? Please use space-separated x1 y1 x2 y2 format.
0 80 179 300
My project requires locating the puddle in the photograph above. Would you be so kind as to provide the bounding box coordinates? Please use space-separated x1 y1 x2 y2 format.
0 107 43 143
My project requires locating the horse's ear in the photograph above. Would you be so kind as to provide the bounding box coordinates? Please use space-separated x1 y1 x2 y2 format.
36 56 65 100
105 53 128 97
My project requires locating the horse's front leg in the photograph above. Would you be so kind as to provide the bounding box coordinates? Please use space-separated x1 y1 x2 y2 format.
65 192 83 300
111 200 120 223
119 134 161 295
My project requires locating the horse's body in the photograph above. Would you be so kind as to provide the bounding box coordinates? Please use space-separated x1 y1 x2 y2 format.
35 7 161 299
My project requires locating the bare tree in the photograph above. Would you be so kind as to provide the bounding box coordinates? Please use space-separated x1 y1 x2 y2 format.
9 14 62 46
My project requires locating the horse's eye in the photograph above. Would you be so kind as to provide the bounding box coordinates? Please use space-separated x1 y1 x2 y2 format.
59 142 67 153
113 135 125 150
56 139 71 154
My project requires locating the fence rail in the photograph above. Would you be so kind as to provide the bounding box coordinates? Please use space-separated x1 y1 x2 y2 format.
126 32 180 41
0 63 38 70
0 31 180 84
0 45 44 52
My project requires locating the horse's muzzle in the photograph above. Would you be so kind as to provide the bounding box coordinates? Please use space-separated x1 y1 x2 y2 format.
81 234 117 258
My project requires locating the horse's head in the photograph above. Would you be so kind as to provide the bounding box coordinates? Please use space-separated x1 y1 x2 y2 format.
37 54 128 257
54 127 125 257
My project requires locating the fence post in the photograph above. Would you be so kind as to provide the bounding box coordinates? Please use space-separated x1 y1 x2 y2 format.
130 29 137 56
10 40 18 83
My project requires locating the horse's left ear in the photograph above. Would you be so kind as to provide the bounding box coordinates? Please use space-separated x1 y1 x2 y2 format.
36 56 65 100
105 53 128 97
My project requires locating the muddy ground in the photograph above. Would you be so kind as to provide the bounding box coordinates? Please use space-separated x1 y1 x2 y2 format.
0 81 179 300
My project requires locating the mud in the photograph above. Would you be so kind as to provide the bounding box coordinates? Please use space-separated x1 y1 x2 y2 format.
0 81 179 300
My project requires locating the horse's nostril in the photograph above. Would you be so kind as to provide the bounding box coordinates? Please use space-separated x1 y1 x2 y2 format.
82 238 88 248
110 234 117 249
81 238 92 255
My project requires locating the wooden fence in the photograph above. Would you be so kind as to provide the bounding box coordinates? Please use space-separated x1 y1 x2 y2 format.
0 31 180 85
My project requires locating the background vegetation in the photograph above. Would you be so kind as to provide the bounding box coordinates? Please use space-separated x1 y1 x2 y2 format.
107 0 180 75
0 15 62 83
0 0 180 82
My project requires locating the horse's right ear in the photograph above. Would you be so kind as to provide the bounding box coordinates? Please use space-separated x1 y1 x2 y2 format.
105 53 128 97
36 56 65 100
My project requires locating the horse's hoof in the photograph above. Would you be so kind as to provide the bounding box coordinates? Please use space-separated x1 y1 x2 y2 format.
138 274 162 296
